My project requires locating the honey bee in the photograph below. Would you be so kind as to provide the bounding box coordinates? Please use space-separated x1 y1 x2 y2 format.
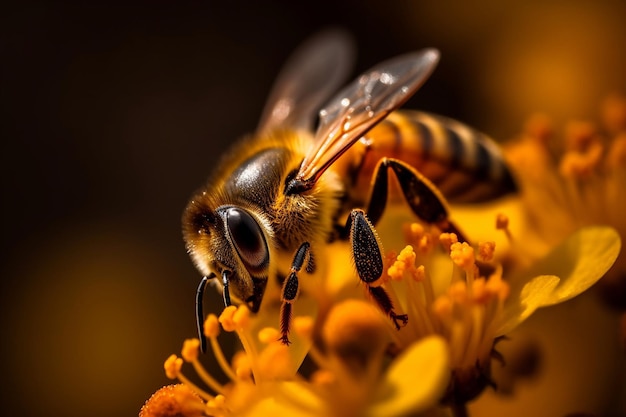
183 31 516 350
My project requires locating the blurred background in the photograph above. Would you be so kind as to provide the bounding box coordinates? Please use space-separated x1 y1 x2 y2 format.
2 1 625 416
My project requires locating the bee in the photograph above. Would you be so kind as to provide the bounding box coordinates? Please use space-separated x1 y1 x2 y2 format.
183 31 516 351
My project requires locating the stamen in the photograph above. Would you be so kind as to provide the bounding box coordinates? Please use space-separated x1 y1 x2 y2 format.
164 354 214 402
218 305 238 332
478 241 496 263
293 316 315 339
471 278 488 303
397 245 416 268
226 305 261 380
386 220 516 388
496 213 513 243
564 120 597 152
432 296 453 323
203 315 239 382
607 134 626 169
181 339 225 395
387 261 405 281
413 264 426 282
450 242 475 271
231 351 253 380
387 245 417 280
507 114 554 175
449 321 468 367
419 264 438 309
485 273 510 301
258 327 281 344
311 369 335 386
181 338 201 363
449 281 469 305
465 305 486 367
164 354 183 380
205 395 228 415
523 113 553 143
404 222 425 245
402 268 436 336
439 232 458 252
204 314 221 338
257 342 294 379
417 233 436 254
233 303 251 328
559 141 604 178
602 93 626 134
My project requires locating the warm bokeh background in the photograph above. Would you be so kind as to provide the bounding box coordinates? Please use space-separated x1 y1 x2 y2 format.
2 1 625 416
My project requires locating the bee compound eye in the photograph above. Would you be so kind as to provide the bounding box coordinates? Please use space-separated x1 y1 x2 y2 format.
225 207 269 271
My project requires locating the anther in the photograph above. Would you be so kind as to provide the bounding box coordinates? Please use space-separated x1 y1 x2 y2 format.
293 316 315 339
218 305 238 332
478 241 496 262
164 355 183 379
182 339 201 362
440 232 458 252
450 242 475 270
258 327 281 344
204 314 221 338
233 305 251 329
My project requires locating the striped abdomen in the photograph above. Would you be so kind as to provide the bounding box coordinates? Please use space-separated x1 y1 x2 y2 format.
340 110 517 205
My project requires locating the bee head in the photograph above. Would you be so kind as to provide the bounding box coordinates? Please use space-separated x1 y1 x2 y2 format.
182 196 271 311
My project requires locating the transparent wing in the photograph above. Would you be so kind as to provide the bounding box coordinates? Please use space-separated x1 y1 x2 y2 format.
257 29 355 133
293 49 440 190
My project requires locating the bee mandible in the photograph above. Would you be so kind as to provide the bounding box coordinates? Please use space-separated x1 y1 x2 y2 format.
183 31 516 351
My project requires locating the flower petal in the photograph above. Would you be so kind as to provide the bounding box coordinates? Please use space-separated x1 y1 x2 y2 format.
366 336 450 417
495 274 560 336
536 226 621 305
240 382 324 417
495 226 621 336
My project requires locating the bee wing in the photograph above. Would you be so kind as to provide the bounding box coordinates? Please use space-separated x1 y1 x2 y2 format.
257 29 355 133
295 49 440 187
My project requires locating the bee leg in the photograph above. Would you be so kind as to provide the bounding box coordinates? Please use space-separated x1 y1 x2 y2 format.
367 157 467 242
348 209 408 329
279 242 312 345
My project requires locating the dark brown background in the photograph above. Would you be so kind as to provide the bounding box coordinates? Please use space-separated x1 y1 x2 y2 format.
2 1 625 416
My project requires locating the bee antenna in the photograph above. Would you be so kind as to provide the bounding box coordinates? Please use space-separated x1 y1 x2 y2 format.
196 274 214 353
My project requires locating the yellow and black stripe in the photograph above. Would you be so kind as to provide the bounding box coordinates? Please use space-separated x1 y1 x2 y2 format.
351 110 517 204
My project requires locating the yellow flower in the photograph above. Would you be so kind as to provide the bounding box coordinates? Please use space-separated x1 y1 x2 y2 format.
504 94 626 306
141 301 451 417
142 195 620 417
143 190 622 417
376 211 620 406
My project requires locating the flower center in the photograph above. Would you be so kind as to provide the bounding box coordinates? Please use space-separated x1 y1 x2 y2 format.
379 221 510 403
